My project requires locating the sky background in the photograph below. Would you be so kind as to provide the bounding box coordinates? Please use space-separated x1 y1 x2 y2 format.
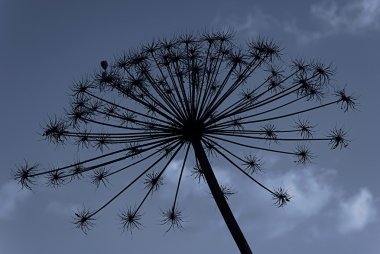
1 0 380 253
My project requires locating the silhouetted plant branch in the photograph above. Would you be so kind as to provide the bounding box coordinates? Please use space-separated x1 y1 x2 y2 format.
13 31 356 253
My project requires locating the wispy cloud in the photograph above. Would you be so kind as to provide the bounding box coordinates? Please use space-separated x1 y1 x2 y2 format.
338 188 377 233
194 163 377 238
162 160 337 236
286 0 380 43
284 0 380 43
311 0 380 32
0 181 30 219
252 166 337 238
267 167 336 218
257 168 378 238
256 169 378 238
213 7 278 38
216 0 380 44
154 159 378 238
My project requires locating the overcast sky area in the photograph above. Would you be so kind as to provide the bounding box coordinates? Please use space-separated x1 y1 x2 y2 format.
1 0 380 253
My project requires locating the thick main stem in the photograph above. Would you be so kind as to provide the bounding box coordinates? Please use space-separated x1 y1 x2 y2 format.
191 139 253 254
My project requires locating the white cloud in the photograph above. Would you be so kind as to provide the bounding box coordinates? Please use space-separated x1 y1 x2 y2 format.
158 159 378 239
257 170 378 238
213 6 278 38
208 162 377 238
311 0 380 32
167 161 339 238
244 167 337 238
338 188 377 233
159 160 208 202
286 0 380 43
217 0 380 44
266 167 335 218
230 10 275 37
0 181 30 219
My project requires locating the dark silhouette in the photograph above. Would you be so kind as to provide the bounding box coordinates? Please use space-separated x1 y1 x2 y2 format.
14 31 355 253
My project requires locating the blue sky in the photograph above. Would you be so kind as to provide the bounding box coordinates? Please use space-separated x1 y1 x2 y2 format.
1 0 380 253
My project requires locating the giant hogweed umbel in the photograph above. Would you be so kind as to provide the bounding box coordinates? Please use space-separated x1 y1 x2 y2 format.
14 31 355 253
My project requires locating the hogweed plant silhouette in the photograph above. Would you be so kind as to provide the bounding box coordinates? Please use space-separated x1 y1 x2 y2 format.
14 31 355 253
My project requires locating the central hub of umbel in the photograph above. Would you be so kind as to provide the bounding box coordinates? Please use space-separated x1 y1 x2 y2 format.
181 119 205 142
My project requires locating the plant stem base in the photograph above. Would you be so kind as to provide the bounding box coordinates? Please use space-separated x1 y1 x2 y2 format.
191 139 253 254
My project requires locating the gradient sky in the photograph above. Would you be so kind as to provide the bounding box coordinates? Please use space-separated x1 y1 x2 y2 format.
1 0 380 253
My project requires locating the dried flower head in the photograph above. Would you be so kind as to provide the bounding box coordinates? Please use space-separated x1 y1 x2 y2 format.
91 168 110 188
119 207 143 233
335 88 357 112
328 127 349 149
294 144 313 164
294 119 315 138
13 31 355 252
46 170 66 188
161 208 184 232
73 208 95 234
272 188 292 207
143 171 164 192
13 162 39 190
220 185 236 200
42 117 67 144
191 162 205 183
243 154 263 174
261 124 278 142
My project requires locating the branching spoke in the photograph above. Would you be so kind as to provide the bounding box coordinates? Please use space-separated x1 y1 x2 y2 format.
66 137 177 179
171 144 190 210
205 138 274 195
206 135 295 155
239 100 340 125
89 141 183 217
208 131 331 142
83 90 176 126
134 142 184 214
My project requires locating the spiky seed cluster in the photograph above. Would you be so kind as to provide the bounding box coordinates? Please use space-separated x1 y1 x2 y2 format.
161 208 184 232
294 119 315 138
220 185 236 200
294 145 313 164
191 163 205 183
272 188 292 207
13 31 355 234
70 164 85 179
42 117 67 144
73 208 95 234
328 127 349 149
119 207 142 233
91 168 110 188
143 171 163 192
13 162 39 190
243 154 263 174
46 170 66 188
261 124 278 142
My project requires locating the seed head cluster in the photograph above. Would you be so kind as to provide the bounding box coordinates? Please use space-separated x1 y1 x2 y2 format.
13 31 355 234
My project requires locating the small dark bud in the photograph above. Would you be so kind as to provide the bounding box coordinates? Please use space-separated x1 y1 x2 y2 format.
100 60 108 70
